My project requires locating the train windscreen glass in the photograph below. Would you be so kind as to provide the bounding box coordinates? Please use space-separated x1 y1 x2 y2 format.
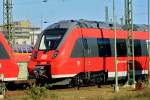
0 42 10 59
39 28 67 51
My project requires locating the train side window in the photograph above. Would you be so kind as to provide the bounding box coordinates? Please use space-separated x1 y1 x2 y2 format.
141 40 148 56
134 40 142 56
86 38 99 57
117 39 127 57
22 48 26 53
71 38 84 58
13 48 17 52
27 48 32 53
0 42 10 59
18 48 22 53
83 38 88 49
97 38 111 57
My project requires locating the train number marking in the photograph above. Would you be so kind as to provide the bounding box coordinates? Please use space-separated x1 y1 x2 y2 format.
77 60 80 66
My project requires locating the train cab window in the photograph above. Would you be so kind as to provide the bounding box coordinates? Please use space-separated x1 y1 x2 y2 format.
97 38 111 57
117 39 127 56
39 35 63 51
0 42 10 59
38 28 67 51
134 40 142 56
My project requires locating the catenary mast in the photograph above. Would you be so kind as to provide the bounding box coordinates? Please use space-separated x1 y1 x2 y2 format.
3 0 14 45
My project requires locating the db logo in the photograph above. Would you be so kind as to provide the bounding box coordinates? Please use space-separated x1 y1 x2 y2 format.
41 54 47 59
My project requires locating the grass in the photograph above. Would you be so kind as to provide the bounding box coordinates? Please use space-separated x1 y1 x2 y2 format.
5 85 150 100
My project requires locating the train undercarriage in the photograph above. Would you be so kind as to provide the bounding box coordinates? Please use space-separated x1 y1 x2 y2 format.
31 65 147 88
31 66 110 87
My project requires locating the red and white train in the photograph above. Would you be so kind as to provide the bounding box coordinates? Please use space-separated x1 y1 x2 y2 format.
28 20 149 85
0 32 19 82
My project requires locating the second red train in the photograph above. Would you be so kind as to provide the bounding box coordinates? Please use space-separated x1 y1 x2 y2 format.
28 20 149 86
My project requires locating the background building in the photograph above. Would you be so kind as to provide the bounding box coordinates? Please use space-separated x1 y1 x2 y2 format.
0 20 41 46
0 25 3 31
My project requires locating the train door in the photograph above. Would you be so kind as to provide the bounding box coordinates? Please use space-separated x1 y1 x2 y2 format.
83 38 99 72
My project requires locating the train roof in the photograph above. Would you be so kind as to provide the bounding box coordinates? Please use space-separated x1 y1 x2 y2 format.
45 19 148 32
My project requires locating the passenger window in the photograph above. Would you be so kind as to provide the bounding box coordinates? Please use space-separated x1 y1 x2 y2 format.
13 48 17 52
27 48 32 53
71 38 84 58
141 40 148 56
97 38 111 57
22 48 26 53
117 39 127 56
85 38 99 57
134 40 142 56
83 38 88 49
18 48 22 53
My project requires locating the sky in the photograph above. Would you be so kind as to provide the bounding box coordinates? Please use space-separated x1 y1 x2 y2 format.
0 0 148 29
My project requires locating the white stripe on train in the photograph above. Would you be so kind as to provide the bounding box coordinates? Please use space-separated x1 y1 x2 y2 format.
51 70 148 78
52 74 77 78
108 70 148 77
4 77 18 81
0 70 148 80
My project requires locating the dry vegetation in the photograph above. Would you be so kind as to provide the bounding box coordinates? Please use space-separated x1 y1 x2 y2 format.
4 85 150 100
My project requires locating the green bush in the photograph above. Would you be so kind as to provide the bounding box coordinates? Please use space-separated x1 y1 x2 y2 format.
27 84 48 100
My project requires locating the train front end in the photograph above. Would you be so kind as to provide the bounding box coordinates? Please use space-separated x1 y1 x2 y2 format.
28 21 73 83
0 32 19 82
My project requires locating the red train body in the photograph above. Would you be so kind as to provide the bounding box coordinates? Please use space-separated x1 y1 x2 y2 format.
28 20 149 84
12 44 32 62
0 32 19 81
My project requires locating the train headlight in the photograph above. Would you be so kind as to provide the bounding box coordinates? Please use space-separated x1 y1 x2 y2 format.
52 50 59 59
